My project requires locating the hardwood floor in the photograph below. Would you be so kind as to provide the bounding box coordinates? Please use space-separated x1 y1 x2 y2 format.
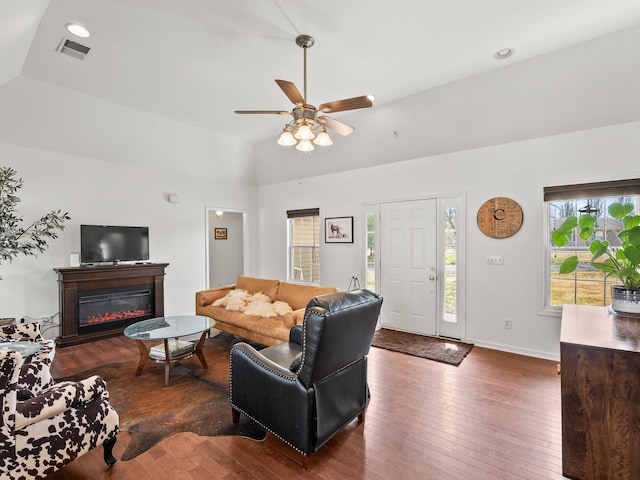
46 335 565 480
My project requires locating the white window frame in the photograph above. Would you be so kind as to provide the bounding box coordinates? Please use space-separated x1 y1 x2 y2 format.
543 179 640 314
287 208 320 284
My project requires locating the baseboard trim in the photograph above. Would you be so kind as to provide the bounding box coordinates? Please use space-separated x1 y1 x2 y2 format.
467 338 560 362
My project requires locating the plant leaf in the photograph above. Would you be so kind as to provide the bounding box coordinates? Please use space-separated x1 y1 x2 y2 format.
627 226 640 247
577 214 596 240
624 245 640 265
559 256 579 274
590 240 608 261
624 215 640 230
593 260 617 274
552 216 578 246
609 202 634 219
552 230 569 247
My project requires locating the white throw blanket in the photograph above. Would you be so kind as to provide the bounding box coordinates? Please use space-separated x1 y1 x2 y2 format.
212 289 293 317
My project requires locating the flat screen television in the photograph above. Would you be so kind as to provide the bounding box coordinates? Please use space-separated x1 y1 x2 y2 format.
80 225 149 264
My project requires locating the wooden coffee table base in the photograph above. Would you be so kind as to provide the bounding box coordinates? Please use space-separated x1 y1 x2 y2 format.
134 330 209 386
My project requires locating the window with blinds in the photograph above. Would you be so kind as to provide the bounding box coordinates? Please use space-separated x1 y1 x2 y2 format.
287 208 320 284
545 179 640 309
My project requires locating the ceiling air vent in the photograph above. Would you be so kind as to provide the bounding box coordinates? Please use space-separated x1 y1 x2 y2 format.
56 37 90 60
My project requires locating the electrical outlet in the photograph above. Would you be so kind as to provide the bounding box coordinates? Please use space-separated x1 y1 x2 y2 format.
504 318 512 329
485 255 503 265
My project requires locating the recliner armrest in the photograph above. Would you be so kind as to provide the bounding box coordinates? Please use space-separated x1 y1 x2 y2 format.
289 325 303 345
231 343 298 380
15 375 108 429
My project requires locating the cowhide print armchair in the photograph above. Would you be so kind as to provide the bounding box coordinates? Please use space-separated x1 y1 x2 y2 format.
0 323 56 394
0 351 120 479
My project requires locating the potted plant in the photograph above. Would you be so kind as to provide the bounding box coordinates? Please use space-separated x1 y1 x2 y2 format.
0 166 70 278
552 201 640 314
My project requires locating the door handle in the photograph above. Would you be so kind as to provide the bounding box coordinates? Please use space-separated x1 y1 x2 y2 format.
429 275 436 281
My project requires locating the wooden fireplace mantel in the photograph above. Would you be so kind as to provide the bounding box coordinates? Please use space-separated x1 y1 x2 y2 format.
54 263 169 347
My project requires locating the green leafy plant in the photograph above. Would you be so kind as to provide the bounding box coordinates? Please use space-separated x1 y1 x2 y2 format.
552 202 640 290
0 166 70 276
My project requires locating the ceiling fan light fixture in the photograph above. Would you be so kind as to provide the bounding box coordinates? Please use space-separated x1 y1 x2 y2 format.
236 33 373 151
277 127 297 146
294 124 315 140
313 128 332 146
296 139 315 152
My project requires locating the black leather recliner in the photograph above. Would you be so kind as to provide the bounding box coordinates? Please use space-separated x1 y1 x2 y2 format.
229 289 383 466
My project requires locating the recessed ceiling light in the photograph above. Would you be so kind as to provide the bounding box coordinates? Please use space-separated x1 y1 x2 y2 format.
493 47 514 60
65 23 90 38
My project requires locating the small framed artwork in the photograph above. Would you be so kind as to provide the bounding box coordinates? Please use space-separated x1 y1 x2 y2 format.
325 217 354 243
214 227 227 240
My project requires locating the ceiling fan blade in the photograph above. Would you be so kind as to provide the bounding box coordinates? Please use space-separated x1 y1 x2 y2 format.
317 116 354 136
319 95 373 113
275 80 305 105
234 110 291 115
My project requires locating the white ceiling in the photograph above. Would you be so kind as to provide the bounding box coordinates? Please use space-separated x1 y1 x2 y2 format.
5 0 640 148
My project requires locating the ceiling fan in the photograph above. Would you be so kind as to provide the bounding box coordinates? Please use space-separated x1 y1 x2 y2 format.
234 34 374 151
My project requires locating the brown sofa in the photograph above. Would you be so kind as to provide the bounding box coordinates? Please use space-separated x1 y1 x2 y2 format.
195 275 338 346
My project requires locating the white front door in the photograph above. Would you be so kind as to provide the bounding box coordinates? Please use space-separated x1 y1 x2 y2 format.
380 199 437 335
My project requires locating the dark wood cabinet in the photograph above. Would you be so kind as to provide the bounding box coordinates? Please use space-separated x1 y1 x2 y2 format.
54 263 168 347
560 304 640 479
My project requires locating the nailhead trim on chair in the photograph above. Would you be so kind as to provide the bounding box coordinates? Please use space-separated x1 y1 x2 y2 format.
228 346 309 457
230 403 308 457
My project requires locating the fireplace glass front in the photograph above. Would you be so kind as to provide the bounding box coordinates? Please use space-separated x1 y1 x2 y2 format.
78 286 153 333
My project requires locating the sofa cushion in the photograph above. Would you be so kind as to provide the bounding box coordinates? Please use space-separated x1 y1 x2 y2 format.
277 282 338 310
236 276 280 299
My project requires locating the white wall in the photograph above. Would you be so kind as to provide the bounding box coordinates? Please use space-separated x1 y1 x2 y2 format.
256 120 640 360
0 77 257 186
0 142 257 337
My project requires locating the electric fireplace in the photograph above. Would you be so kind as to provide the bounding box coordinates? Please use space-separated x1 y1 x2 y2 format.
78 286 153 333
54 263 168 347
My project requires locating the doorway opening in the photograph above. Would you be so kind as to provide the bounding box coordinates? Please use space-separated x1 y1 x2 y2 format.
205 207 248 289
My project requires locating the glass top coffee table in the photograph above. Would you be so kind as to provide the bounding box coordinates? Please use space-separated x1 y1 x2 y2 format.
0 341 41 358
124 315 215 386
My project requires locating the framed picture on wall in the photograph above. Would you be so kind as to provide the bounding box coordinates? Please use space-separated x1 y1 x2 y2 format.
325 217 353 243
214 227 227 240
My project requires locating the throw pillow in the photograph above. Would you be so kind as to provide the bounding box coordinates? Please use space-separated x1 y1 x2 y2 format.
226 289 250 311
273 301 293 316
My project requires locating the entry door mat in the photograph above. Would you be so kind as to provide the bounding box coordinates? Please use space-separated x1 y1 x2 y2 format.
59 332 266 461
371 328 473 366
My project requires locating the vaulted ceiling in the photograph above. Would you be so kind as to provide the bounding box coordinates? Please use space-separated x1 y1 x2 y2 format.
2 1 640 184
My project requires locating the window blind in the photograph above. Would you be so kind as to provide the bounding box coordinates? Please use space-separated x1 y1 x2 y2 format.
544 178 640 202
286 208 320 218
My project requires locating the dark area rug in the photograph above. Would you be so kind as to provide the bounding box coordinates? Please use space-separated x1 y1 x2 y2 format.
371 328 473 366
60 332 265 461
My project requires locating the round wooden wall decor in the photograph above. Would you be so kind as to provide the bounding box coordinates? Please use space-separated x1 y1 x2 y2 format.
476 197 523 239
